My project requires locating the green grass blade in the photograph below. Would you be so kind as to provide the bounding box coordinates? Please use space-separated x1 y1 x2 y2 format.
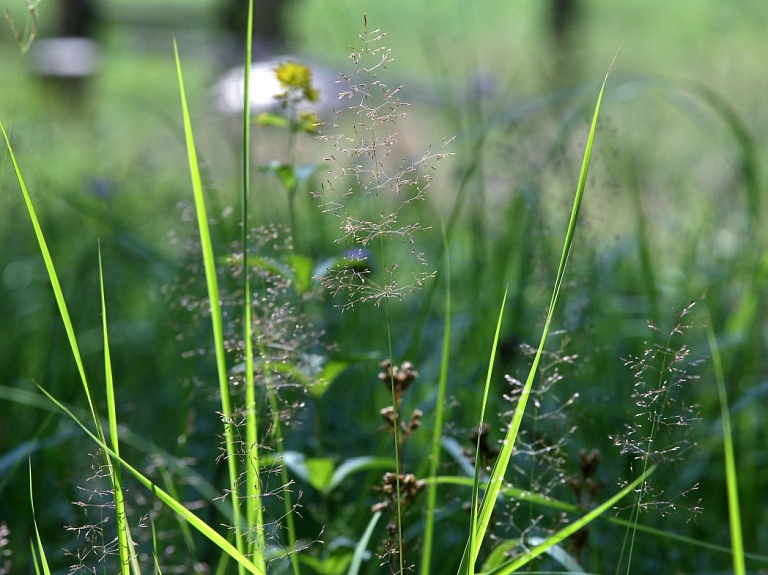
158 466 197 554
173 40 246 564
460 288 507 574
37 384 265 575
707 318 745 575
98 246 138 575
421 224 452 575
485 465 656 575
29 462 52 575
459 58 615 575
0 119 103 438
240 3 270 571
346 511 382 575
150 517 164 575
3 116 140 573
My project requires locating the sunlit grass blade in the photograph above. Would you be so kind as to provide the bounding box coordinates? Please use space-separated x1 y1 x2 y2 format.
239 1 269 572
37 383 265 575
420 223 452 575
173 39 249 569
707 317 745 575
484 465 656 575
458 56 616 575
4 114 138 573
460 288 507 574
0 119 103 438
150 517 163 575
346 511 382 575
99 245 139 575
29 462 52 575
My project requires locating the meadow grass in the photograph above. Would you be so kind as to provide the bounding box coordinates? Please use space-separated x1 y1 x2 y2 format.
1 5 767 575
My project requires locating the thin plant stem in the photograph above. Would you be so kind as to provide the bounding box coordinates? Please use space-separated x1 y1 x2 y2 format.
240 1 267 571
707 315 745 575
420 224 451 575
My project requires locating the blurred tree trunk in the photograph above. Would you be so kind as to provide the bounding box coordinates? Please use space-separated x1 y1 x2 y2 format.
548 0 582 87
219 0 295 52
58 0 99 37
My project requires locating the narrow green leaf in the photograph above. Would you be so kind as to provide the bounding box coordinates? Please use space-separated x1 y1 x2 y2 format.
460 288 507 575
174 38 247 568
29 462 52 575
707 318 745 575
421 222 452 575
346 512 382 575
240 1 266 569
98 246 137 575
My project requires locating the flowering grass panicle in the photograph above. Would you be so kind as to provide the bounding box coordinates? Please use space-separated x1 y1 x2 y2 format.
314 20 452 309
611 302 704 518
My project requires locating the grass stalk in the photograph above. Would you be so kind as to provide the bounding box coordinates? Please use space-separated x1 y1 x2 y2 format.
420 225 452 575
707 317 746 575
29 462 52 575
173 40 249 571
239 1 268 571
99 246 139 575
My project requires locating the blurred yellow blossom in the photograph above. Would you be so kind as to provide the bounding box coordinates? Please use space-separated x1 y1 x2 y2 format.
275 61 319 103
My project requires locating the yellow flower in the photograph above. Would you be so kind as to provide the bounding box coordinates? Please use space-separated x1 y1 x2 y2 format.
275 61 319 103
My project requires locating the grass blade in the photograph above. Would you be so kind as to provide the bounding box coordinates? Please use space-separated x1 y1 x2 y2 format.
461 288 507 574
4 115 139 574
420 224 452 575
173 40 247 568
459 55 617 574
346 511 382 575
99 245 139 575
29 462 52 575
239 2 269 572
707 317 745 575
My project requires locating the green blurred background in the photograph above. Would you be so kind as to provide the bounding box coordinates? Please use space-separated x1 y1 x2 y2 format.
1 1 767 573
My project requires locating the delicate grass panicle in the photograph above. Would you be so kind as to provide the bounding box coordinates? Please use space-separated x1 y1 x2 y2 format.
315 20 453 310
612 303 704 514
501 340 581 495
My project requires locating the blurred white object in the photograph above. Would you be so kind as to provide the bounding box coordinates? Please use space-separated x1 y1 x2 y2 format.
30 37 100 77
212 57 336 116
